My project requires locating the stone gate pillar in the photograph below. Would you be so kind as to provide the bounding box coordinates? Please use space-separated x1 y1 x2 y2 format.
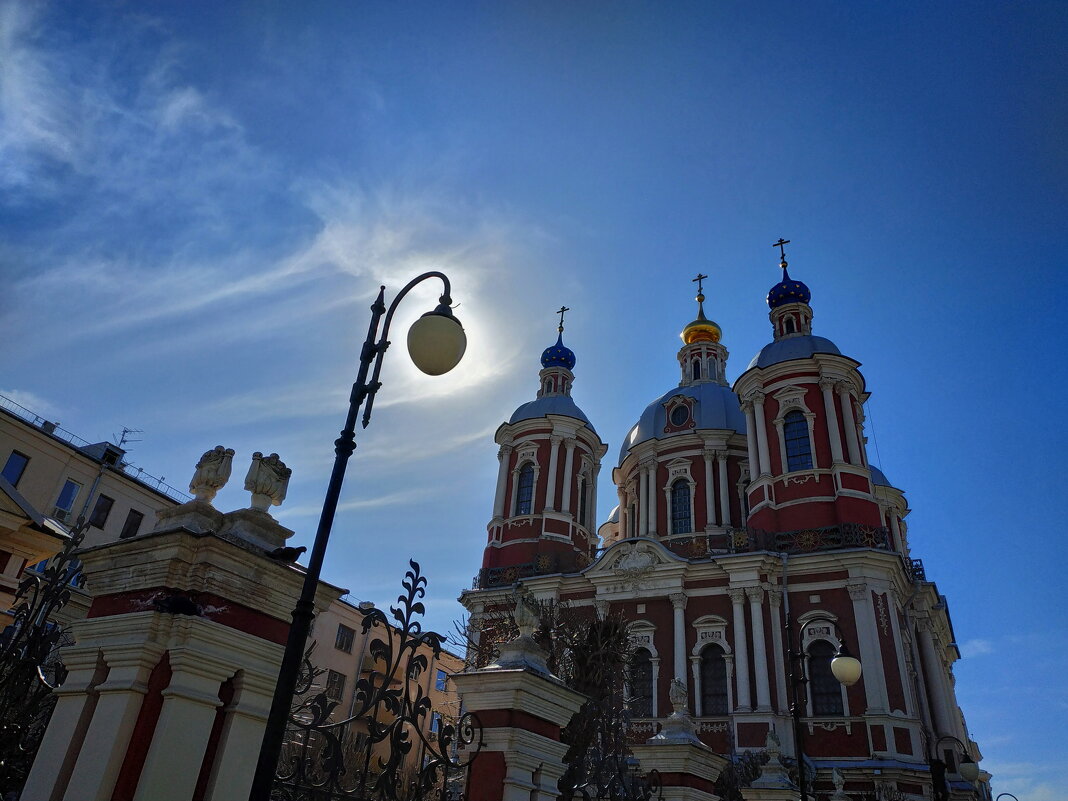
452 622 585 801
23 476 339 801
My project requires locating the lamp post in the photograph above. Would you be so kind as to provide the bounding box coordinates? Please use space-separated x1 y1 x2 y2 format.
930 733 981 800
995 794 1021 801
785 613 863 800
248 272 466 801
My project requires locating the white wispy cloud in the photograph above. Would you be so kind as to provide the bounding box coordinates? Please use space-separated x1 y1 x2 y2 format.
960 638 993 657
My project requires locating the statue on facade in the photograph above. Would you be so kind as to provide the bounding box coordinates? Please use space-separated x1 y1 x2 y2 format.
831 767 848 800
189 446 235 503
244 452 291 512
669 677 688 714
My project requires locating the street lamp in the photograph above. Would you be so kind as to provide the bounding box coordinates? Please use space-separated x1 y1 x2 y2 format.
934 733 981 782
248 272 465 801
995 794 1021 801
785 614 863 801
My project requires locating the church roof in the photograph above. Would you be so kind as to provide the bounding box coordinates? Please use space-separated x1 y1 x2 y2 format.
619 381 745 464
869 465 892 487
747 334 841 369
509 395 595 432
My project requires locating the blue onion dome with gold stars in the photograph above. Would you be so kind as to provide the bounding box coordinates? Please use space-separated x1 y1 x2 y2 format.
767 265 811 308
541 332 576 370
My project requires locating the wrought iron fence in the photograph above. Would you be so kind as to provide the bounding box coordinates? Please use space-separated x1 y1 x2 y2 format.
273 561 481 801
0 518 86 795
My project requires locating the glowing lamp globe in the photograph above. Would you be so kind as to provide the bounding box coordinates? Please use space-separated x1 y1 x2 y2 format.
958 755 980 783
830 644 863 687
407 305 466 376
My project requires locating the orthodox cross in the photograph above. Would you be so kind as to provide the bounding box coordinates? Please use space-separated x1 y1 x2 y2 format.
692 273 708 297
772 238 790 267
556 305 570 332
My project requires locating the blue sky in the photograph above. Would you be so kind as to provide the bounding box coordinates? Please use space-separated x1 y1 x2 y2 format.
1 2 1064 796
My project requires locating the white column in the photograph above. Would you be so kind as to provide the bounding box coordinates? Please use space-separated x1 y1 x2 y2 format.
670 593 688 694
690 656 702 717
638 466 649 536
717 451 732 528
650 658 661 718
544 435 562 510
134 652 232 801
743 402 760 480
768 589 788 714
591 464 601 532
617 486 627 539
847 582 889 714
917 619 953 737
820 379 845 464
560 438 576 513
728 588 751 711
746 586 772 711
647 461 658 535
492 445 512 519
889 514 903 551
703 449 716 527
752 393 772 476
838 384 862 465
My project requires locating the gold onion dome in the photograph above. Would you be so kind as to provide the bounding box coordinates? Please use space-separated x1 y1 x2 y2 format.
681 292 722 344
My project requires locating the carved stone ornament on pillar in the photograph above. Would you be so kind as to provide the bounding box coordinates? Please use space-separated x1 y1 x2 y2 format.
488 592 551 675
750 729 796 791
189 446 235 503
244 452 292 513
647 678 702 745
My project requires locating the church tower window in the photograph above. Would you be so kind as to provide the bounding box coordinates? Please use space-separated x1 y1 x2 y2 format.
578 476 588 528
808 640 845 716
628 648 653 717
692 360 701 381
515 463 534 515
783 410 813 471
699 643 729 715
671 479 691 534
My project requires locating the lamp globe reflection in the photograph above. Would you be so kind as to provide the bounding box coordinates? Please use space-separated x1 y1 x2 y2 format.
408 302 467 375
958 754 980 783
829 642 863 687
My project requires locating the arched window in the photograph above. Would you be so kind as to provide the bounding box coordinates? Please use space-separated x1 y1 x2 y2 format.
628 648 653 717
629 503 637 537
515 463 534 515
671 479 691 535
699 644 729 715
692 360 701 381
543 378 553 394
783 410 813 471
807 640 844 716
784 317 796 334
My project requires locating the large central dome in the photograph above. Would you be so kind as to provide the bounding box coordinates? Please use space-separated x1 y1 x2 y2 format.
618 381 746 465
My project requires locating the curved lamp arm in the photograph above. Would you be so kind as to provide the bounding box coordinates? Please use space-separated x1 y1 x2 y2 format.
795 615 862 686
995 794 1020 801
934 734 980 783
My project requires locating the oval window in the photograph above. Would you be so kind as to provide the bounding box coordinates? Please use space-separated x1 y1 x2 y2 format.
670 405 690 427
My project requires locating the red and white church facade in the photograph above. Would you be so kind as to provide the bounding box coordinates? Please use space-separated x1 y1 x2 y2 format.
461 253 988 800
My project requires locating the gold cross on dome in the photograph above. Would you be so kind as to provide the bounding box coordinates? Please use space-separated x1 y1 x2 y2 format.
772 238 791 267
691 273 708 296
556 305 570 332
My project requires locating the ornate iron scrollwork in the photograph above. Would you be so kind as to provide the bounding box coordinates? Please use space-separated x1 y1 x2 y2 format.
0 516 86 794
273 560 482 801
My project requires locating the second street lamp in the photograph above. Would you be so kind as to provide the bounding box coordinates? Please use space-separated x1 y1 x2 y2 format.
785 613 863 801
248 271 465 801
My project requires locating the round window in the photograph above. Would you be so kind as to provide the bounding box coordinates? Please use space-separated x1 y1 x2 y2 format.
670 405 690 427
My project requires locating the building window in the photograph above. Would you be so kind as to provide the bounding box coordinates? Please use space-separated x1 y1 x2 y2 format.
691 360 701 381
54 479 82 520
808 640 844 716
2 451 29 487
628 648 653 717
670 405 690 427
699 644 729 715
515 463 534 515
119 509 144 539
783 411 813 471
578 476 588 528
89 494 115 528
784 317 796 334
435 669 447 692
430 712 442 733
335 623 356 653
629 503 636 537
325 669 346 701
670 479 691 535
